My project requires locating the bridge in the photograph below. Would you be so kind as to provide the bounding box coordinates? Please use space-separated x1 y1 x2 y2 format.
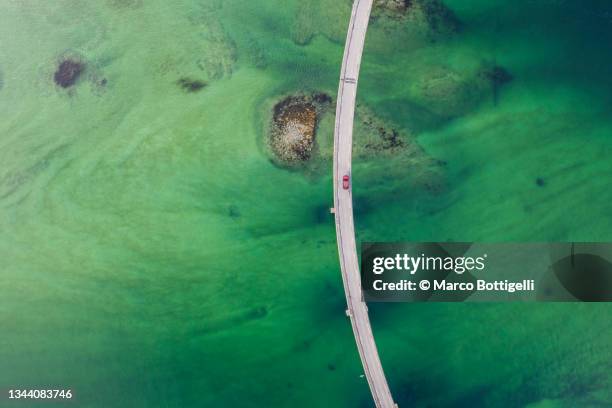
332 1 398 407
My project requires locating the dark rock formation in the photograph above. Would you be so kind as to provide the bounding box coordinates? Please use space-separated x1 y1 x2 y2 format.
482 65 513 86
480 65 513 105
419 0 461 33
312 92 332 105
177 77 207 93
357 108 407 154
54 59 85 88
228 205 241 218
313 203 332 224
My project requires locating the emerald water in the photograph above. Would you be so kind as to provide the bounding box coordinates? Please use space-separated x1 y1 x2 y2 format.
0 1 611 407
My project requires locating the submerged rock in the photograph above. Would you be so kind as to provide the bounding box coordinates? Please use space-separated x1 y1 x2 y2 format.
373 0 461 35
190 4 237 81
411 67 490 117
418 0 461 33
312 92 332 105
481 65 514 86
269 93 332 165
36 50 108 97
228 205 241 218
54 59 85 88
479 65 513 105
176 77 207 93
354 106 407 155
375 0 412 14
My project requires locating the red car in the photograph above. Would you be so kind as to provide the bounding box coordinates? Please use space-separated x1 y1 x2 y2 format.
342 174 350 190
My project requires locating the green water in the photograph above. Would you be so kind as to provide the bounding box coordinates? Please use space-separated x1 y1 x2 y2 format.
0 1 611 407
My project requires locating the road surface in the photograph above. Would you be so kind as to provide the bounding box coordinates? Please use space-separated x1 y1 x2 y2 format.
332 1 398 407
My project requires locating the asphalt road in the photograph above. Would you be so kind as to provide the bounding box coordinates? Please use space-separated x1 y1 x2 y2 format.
332 1 398 407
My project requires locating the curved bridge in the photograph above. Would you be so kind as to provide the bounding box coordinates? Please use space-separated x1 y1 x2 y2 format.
332 1 398 407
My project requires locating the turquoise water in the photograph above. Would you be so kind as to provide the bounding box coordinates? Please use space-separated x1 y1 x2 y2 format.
0 0 611 407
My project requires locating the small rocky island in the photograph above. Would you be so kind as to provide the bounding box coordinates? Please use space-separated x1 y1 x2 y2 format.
268 93 332 165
